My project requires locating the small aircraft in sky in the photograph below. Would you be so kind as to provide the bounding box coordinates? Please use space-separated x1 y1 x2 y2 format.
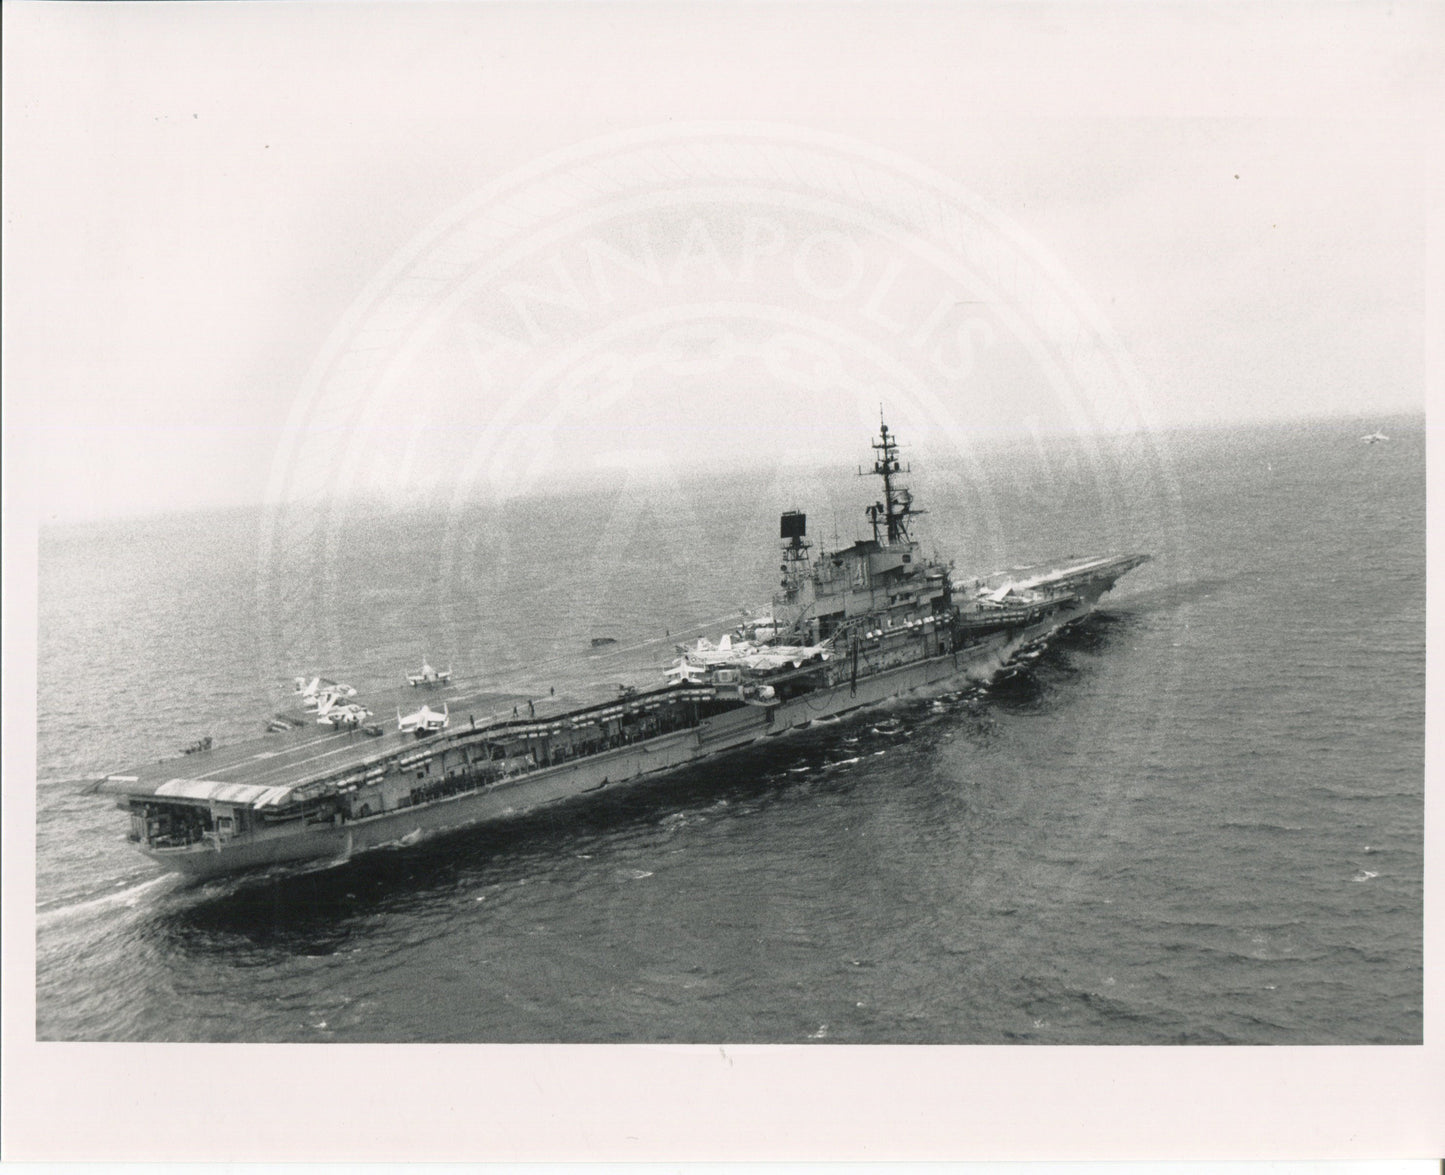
398 702 449 735
1361 431 1390 444
406 661 452 687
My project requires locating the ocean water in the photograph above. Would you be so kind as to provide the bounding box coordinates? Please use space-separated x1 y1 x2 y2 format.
34 415 1424 1043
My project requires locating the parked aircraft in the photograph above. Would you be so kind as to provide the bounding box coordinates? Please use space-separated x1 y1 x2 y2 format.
318 702 372 728
665 661 710 684
398 702 449 734
406 661 452 687
294 676 357 706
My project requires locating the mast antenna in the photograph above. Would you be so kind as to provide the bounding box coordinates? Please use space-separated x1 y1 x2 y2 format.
861 409 926 545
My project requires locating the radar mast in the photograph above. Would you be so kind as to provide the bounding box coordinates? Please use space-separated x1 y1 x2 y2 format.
778 509 811 599
863 411 925 545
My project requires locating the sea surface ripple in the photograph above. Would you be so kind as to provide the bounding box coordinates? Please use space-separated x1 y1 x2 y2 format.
35 416 1424 1042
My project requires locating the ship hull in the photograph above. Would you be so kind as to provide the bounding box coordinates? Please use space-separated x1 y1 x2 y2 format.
142 599 1095 879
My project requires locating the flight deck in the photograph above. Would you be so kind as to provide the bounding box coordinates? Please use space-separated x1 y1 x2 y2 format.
94 676 649 801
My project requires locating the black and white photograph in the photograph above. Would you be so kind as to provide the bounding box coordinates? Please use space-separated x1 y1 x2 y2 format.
3 0 1440 1161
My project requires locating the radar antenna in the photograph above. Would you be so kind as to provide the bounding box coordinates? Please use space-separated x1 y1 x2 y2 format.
778 509 811 599
861 409 925 545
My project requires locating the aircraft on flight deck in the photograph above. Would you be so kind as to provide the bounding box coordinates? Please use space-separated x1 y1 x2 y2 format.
294 676 358 707
738 645 832 671
398 702 449 735
317 701 372 729
674 634 749 665
407 661 452 687
674 634 832 670
664 661 710 684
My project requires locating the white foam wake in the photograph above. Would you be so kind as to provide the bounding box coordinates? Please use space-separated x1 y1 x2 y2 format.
37 872 180 927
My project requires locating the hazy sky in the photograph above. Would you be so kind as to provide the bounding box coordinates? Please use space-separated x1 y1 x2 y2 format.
4 2 1437 521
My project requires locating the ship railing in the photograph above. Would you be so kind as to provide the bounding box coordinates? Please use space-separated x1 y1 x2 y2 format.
958 602 1048 624
148 831 203 850
394 706 705 810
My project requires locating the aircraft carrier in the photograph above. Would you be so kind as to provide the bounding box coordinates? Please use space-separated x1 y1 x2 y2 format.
90 417 1149 879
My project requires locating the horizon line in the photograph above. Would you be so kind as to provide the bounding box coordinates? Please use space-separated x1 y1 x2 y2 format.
33 406 1426 529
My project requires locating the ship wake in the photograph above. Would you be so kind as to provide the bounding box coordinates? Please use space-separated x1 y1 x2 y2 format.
37 872 183 928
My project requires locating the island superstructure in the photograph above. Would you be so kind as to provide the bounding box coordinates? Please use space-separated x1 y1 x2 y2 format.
91 417 1149 878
